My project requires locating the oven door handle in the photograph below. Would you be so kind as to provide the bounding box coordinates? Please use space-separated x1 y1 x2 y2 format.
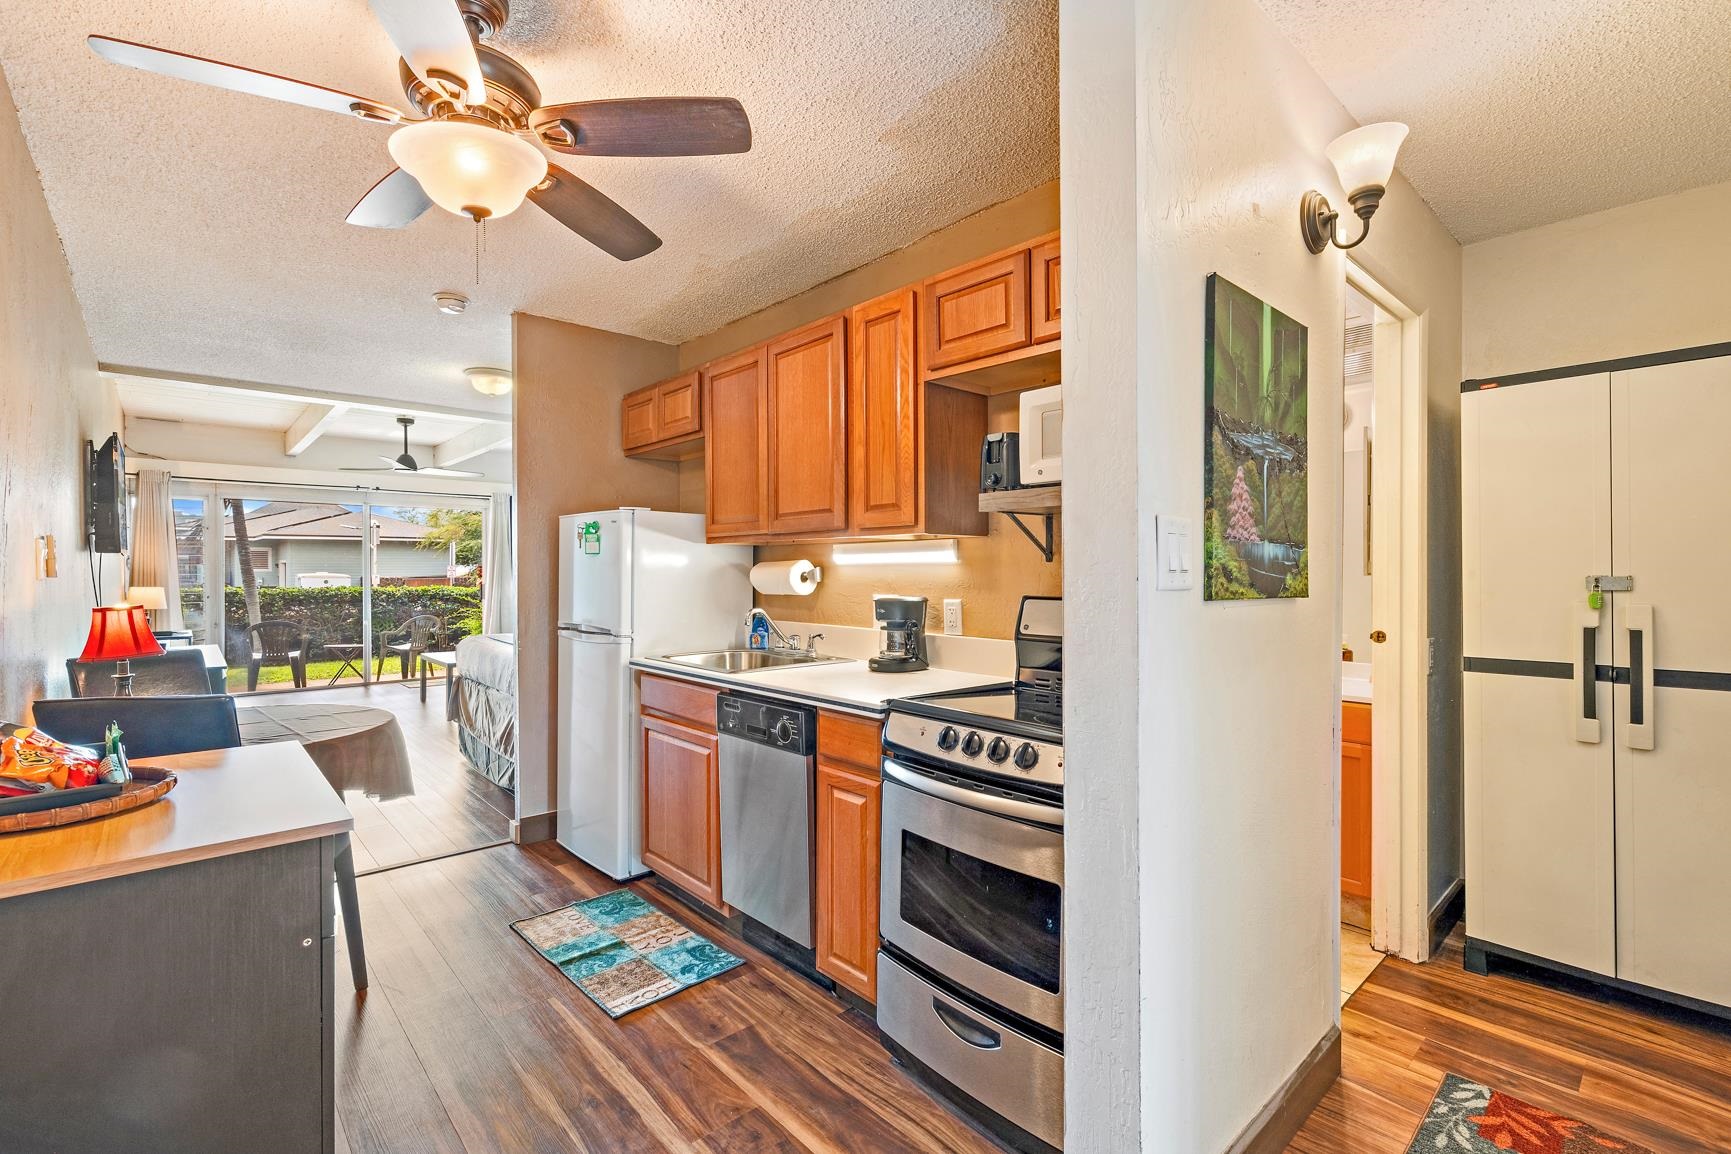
883 759 1064 827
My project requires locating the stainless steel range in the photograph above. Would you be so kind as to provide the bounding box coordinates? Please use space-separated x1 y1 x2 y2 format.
877 596 1064 1154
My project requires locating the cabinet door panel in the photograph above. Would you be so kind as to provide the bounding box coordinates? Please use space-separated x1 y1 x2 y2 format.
850 290 918 532
702 348 769 539
1610 357 1731 1005
1340 728 1371 901
1030 238 1060 344
816 761 881 1002
924 251 1029 370
622 386 659 452
766 316 848 535
657 371 702 441
1461 375 1615 975
641 713 722 908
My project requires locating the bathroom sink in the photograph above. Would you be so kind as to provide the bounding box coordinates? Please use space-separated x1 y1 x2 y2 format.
660 649 845 674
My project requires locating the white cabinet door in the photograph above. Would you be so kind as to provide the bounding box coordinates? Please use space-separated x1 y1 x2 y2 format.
1611 358 1731 1006
1462 374 1616 976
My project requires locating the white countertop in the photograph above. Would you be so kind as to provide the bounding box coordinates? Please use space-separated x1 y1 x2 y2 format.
1342 661 1372 705
632 655 1008 716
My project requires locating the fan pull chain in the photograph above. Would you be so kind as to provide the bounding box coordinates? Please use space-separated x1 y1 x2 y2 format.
473 217 484 287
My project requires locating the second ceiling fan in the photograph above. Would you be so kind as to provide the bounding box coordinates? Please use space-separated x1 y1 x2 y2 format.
89 0 751 261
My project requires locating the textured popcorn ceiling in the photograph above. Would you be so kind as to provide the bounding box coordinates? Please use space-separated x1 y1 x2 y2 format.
1258 0 1731 244
0 0 1056 409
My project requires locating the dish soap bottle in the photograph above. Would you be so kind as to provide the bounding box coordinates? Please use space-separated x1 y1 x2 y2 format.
748 615 771 651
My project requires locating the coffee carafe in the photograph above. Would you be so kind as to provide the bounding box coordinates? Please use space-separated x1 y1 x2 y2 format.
868 595 929 672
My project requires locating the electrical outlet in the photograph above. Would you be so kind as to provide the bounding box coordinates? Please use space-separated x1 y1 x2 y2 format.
943 598 963 636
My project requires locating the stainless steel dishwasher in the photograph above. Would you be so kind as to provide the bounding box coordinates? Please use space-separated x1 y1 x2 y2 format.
716 692 816 948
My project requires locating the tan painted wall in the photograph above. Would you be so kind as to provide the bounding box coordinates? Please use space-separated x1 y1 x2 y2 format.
675 181 1063 637
1462 179 1731 379
0 67 123 717
512 312 680 820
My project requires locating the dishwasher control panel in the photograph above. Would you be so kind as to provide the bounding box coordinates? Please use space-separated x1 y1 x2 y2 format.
717 693 814 756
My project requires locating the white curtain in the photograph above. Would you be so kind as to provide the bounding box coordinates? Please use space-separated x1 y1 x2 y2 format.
131 468 183 630
482 493 516 635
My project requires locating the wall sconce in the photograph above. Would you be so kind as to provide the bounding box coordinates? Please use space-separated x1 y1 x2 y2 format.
1300 122 1409 254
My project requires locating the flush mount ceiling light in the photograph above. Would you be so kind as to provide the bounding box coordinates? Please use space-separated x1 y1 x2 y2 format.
1300 122 1409 254
465 366 513 396
435 290 469 314
830 540 959 567
388 117 547 220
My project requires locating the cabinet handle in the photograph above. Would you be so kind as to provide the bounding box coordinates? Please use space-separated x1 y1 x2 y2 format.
1625 603 1655 751
931 998 1002 1050
1574 606 1602 744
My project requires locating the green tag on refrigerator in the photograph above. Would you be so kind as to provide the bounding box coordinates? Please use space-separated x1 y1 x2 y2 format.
582 520 602 555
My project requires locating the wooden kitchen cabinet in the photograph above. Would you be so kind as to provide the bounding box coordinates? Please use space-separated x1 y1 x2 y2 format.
923 248 1030 371
640 679 724 911
702 347 770 539
815 711 883 1002
849 288 919 532
1030 235 1061 344
1341 701 1372 913
622 370 703 459
766 314 849 536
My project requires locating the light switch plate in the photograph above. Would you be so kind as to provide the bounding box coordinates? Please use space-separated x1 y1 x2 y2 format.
943 598 963 635
1155 516 1194 591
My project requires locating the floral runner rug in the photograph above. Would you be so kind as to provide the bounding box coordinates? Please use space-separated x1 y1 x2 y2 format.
512 889 743 1018
1407 1073 1652 1153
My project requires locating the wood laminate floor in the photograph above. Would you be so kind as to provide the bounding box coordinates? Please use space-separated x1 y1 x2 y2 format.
1288 929 1731 1153
258 681 512 873
333 841 1007 1154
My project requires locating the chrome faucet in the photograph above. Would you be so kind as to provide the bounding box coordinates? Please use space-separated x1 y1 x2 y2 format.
745 609 822 657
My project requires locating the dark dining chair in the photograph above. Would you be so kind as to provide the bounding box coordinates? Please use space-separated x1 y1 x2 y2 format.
66 649 213 698
381 613 445 680
28 695 368 991
246 620 310 691
32 694 240 757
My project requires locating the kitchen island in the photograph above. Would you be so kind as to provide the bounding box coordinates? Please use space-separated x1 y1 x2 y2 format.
0 742 353 1154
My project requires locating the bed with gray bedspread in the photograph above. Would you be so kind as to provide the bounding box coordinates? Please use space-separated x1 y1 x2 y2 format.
452 633 516 791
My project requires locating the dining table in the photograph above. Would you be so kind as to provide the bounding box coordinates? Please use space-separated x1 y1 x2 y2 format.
238 701 414 801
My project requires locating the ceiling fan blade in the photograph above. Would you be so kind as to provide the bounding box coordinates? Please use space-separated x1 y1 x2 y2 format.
416 466 485 479
340 467 407 473
87 35 404 122
347 168 433 228
531 97 751 157
368 0 485 105
527 165 662 261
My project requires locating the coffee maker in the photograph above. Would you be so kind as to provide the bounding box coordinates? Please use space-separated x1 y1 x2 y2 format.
868 595 929 673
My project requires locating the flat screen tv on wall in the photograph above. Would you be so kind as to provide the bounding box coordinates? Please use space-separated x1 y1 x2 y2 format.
87 433 127 554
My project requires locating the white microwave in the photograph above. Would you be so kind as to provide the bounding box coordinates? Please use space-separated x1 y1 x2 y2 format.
1018 384 1062 486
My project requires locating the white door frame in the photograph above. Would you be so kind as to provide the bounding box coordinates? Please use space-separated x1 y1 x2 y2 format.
1347 261 1432 962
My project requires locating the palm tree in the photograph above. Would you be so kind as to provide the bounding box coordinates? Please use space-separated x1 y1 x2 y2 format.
225 498 262 628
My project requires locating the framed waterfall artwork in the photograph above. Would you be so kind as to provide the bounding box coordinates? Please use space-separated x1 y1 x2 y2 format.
1203 273 1309 600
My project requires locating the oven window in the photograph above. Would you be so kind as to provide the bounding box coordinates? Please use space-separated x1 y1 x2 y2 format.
899 832 1061 993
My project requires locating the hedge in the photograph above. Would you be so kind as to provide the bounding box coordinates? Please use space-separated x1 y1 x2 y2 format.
182 585 483 664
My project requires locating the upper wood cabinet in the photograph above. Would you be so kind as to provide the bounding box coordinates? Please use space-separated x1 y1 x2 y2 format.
850 289 919 533
1030 236 1061 344
622 370 703 459
702 348 769 539
765 315 849 536
924 249 1030 371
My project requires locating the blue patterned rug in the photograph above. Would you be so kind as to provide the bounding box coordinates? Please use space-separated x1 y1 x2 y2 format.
511 890 743 1018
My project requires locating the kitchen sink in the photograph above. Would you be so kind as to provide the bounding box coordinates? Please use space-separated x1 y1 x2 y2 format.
660 649 846 674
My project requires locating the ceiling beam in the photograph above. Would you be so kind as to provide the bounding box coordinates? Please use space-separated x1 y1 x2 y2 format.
101 363 511 426
433 422 513 468
283 403 350 457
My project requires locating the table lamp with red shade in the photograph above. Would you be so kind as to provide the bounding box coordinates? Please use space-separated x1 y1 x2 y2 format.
79 604 163 696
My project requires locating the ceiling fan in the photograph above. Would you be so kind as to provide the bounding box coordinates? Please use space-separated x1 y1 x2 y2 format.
344 416 484 479
88 0 752 260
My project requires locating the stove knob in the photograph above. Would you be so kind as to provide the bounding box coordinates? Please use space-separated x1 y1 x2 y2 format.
960 731 985 757
986 737 1011 764
1014 743 1040 770
936 726 960 752
772 718 797 746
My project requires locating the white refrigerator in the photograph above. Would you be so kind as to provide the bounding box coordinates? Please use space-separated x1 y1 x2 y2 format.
555 509 751 879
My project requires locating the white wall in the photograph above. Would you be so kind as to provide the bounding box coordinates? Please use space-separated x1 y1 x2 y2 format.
1463 180 1731 380
1061 0 1462 1147
0 65 122 714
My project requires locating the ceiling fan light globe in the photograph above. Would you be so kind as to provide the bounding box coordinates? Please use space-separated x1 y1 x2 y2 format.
387 119 547 221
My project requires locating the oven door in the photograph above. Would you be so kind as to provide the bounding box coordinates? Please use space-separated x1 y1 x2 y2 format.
879 758 1063 1032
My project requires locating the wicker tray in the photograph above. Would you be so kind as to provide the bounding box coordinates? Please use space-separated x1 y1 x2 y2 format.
0 766 178 834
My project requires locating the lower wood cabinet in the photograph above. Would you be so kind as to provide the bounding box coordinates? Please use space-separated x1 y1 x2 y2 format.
815 711 883 1002
641 702 724 911
1341 701 1372 906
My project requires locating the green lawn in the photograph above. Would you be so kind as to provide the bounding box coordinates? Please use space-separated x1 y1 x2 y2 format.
227 658 424 690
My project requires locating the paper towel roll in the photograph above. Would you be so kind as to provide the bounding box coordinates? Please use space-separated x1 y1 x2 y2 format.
750 559 821 596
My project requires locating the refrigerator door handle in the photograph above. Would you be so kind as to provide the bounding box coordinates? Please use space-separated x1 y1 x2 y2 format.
560 623 618 637
1624 603 1655 751
1575 606 1602 744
